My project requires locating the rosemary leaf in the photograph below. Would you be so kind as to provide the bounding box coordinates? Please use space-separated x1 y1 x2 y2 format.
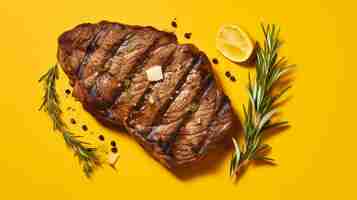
262 121 289 131
230 138 241 177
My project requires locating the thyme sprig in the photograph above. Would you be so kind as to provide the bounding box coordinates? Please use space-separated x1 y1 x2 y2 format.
230 24 293 177
39 64 101 178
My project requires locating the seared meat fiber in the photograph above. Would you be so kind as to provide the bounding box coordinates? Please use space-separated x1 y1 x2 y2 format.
57 21 236 168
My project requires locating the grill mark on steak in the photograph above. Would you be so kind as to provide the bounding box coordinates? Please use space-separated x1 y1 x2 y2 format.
76 25 107 79
156 76 213 155
128 45 189 116
153 53 212 126
96 31 170 109
73 25 139 112
198 99 234 155
84 28 159 109
152 55 200 124
128 44 199 134
153 74 214 155
109 43 177 125
57 23 101 83
146 53 209 144
82 32 136 103
79 22 136 87
82 29 136 90
130 45 182 115
170 81 224 165
79 29 135 83
108 32 177 103
190 95 229 153
106 27 160 80
85 27 165 111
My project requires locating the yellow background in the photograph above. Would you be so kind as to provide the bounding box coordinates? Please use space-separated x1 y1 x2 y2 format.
0 0 355 199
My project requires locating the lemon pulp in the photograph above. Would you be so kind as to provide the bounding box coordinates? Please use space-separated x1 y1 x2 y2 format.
216 25 254 63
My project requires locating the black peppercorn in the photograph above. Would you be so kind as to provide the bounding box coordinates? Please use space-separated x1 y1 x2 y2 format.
230 76 236 82
65 89 71 95
184 32 192 39
225 71 231 78
171 21 177 28
82 125 88 131
212 58 219 64
111 147 118 153
110 140 116 147
98 135 105 141
70 118 76 124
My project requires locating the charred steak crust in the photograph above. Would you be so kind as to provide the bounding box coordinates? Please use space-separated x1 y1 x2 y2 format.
57 21 236 168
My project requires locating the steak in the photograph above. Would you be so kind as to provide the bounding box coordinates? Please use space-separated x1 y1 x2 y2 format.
57 21 236 168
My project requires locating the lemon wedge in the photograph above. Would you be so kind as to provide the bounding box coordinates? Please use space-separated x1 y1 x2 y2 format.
216 25 254 63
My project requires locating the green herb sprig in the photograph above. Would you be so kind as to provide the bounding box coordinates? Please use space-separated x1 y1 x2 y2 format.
230 24 293 177
39 64 101 178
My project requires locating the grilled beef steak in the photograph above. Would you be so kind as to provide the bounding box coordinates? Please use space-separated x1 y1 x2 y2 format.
57 21 236 168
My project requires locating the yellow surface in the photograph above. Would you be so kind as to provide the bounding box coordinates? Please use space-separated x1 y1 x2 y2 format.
0 0 355 199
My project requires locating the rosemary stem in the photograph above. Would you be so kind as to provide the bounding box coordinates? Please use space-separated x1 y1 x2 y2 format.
39 64 102 178
230 24 292 177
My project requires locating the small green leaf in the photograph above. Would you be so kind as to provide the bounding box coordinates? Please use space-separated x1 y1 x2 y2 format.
257 109 278 132
230 138 241 176
263 121 289 131
123 79 130 89
188 102 199 113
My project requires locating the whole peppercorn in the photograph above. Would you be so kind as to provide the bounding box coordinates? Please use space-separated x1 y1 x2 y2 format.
230 76 236 82
225 71 231 78
111 147 118 153
98 135 105 141
82 125 88 131
171 21 177 28
212 58 219 64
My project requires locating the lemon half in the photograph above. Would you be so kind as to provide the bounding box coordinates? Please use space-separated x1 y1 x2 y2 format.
216 25 254 63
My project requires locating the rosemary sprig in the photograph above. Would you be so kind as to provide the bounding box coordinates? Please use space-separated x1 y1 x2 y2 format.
230 24 293 177
39 64 101 178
